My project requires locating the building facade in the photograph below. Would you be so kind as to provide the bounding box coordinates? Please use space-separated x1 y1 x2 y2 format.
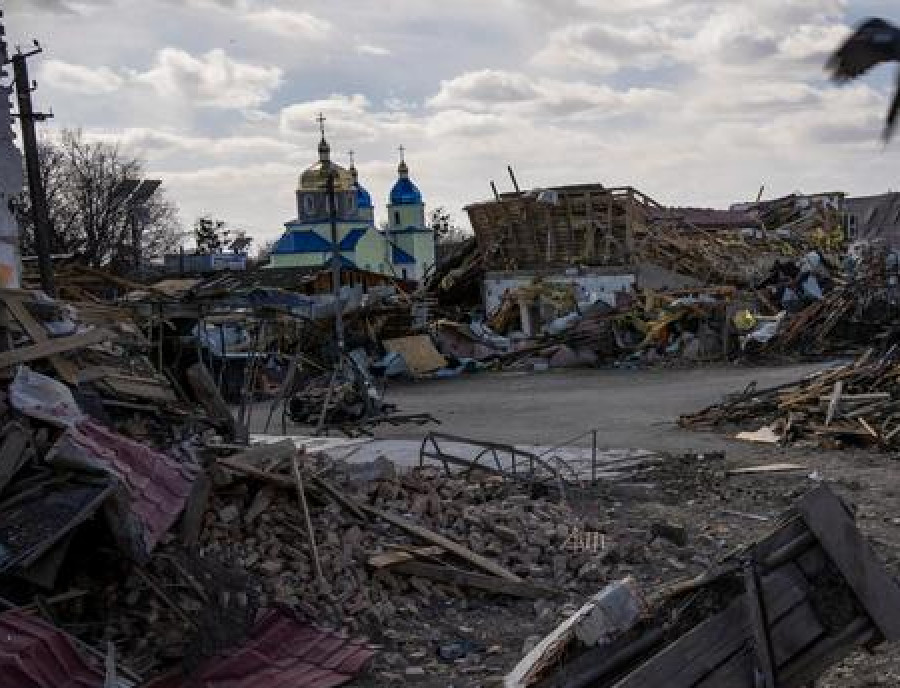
268 128 435 281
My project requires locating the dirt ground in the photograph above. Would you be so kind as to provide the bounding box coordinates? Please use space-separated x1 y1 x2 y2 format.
247 362 900 686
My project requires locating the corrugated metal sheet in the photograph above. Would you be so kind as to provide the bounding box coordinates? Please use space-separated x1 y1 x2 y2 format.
146 612 374 688
0 610 105 688
49 418 198 561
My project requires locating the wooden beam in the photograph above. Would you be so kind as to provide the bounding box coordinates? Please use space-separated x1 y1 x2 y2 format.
186 362 247 441
361 504 522 582
390 560 558 599
216 456 294 489
795 486 900 641
0 327 114 369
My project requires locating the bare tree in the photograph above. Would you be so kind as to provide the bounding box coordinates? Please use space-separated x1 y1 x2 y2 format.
429 206 469 245
15 129 181 270
194 214 228 254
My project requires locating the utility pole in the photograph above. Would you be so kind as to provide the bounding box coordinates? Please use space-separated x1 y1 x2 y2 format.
326 167 345 361
9 42 54 296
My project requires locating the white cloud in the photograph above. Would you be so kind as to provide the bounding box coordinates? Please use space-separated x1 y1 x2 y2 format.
134 48 283 108
534 23 676 73
427 69 671 118
243 8 332 38
11 0 900 245
88 128 297 159
279 94 377 140
428 70 540 109
40 60 124 94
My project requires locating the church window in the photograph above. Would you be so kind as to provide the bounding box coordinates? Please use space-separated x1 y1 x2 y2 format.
303 194 317 216
402 268 408 279
394 211 400 225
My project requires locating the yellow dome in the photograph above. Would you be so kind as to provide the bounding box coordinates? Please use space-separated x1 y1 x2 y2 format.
298 160 355 192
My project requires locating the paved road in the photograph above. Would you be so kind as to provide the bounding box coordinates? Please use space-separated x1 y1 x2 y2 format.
246 362 831 458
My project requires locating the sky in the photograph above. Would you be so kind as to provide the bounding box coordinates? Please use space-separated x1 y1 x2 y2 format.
5 0 900 247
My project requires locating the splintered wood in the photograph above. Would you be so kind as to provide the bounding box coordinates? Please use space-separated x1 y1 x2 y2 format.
680 348 900 450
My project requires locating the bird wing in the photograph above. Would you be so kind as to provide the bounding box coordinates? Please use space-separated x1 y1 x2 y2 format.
884 69 900 142
827 18 900 81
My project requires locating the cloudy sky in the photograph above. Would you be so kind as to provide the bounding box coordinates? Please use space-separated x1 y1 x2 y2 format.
5 0 900 246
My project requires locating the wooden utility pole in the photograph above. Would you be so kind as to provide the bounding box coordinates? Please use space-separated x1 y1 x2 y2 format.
9 43 54 296
326 168 345 360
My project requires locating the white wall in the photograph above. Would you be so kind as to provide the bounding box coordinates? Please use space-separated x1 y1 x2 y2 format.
484 271 636 315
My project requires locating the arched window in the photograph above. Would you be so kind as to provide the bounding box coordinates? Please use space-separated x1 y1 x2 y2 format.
394 211 400 225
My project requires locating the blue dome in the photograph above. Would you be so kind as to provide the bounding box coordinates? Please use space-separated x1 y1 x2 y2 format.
356 183 373 209
390 177 422 205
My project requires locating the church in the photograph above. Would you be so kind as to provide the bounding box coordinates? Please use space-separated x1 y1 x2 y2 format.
268 119 435 282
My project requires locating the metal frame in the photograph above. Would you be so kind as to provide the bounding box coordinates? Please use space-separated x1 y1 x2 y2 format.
419 431 578 498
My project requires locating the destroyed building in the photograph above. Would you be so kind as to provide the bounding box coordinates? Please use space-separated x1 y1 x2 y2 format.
844 192 900 248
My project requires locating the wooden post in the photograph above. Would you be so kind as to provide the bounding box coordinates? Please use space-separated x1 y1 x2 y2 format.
292 454 325 588
186 362 248 441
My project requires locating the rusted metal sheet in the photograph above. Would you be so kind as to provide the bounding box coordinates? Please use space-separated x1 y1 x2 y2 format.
0 610 105 688
146 611 374 688
48 418 198 561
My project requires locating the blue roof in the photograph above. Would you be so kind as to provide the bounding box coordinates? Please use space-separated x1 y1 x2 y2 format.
338 228 367 250
390 177 422 205
391 244 416 265
272 230 332 254
356 183 373 209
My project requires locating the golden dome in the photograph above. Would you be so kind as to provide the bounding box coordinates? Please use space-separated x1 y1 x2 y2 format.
298 134 355 191
298 160 355 192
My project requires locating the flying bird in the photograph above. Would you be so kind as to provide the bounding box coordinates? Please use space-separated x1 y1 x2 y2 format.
826 18 900 142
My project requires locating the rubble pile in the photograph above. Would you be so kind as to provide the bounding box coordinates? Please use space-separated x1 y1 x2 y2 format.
680 347 900 450
515 485 900 688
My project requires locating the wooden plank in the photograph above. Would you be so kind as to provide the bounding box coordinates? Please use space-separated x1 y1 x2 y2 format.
391 561 558 599
770 601 825 666
100 376 177 404
743 563 776 687
186 362 247 441
825 380 843 426
369 546 445 569
506 586 623 688
1 293 80 384
610 568 806 688
313 475 367 521
361 505 522 582
777 617 875 688
179 473 211 547
216 456 294 489
795 486 900 641
0 327 114 369
726 463 806 476
383 335 447 375
693 650 753 688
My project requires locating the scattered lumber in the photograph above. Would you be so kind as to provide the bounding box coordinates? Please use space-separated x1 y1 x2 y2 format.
680 347 900 450
362 504 524 582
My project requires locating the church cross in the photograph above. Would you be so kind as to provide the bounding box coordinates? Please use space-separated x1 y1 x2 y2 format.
397 144 405 162
316 112 326 138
